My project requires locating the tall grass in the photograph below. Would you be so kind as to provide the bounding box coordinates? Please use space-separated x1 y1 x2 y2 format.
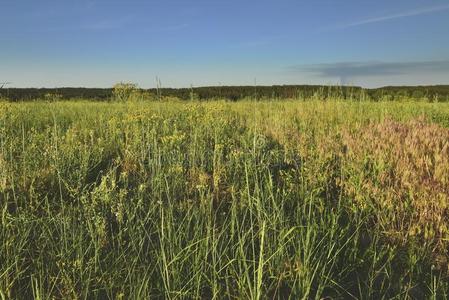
1 99 449 298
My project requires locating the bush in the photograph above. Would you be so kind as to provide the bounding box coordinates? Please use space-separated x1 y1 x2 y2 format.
112 82 139 102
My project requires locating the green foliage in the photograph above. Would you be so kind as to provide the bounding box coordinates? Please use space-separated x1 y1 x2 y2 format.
43 93 63 102
1 99 449 298
2 85 449 102
112 82 139 102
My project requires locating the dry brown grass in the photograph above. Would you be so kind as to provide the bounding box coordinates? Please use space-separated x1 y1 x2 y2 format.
342 118 449 267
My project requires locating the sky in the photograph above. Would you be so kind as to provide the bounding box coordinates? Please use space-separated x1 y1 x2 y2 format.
1 0 449 88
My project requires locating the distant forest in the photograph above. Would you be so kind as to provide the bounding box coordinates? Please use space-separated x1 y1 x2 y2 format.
1 85 449 102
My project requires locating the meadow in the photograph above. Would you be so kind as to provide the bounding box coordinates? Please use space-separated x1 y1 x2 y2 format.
1 98 449 299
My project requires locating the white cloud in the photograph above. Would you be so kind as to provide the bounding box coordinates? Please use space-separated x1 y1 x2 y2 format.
335 4 449 29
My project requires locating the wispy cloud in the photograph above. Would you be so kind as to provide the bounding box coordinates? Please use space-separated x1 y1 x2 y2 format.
81 16 189 33
232 35 284 49
85 1 96 9
334 4 449 29
81 15 134 30
288 60 449 83
148 23 189 33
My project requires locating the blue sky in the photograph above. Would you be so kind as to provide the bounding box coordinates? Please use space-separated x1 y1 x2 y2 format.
1 0 449 88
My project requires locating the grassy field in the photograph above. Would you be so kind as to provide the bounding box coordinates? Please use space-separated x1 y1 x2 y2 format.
1 99 449 299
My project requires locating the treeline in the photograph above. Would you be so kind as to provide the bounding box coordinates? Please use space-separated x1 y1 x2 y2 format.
0 88 112 101
367 85 449 101
1 85 449 101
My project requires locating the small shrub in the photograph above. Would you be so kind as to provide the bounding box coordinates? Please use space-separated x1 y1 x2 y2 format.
112 82 139 102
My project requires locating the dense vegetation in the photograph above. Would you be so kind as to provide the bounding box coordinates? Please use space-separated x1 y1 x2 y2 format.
2 84 449 102
1 98 449 298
